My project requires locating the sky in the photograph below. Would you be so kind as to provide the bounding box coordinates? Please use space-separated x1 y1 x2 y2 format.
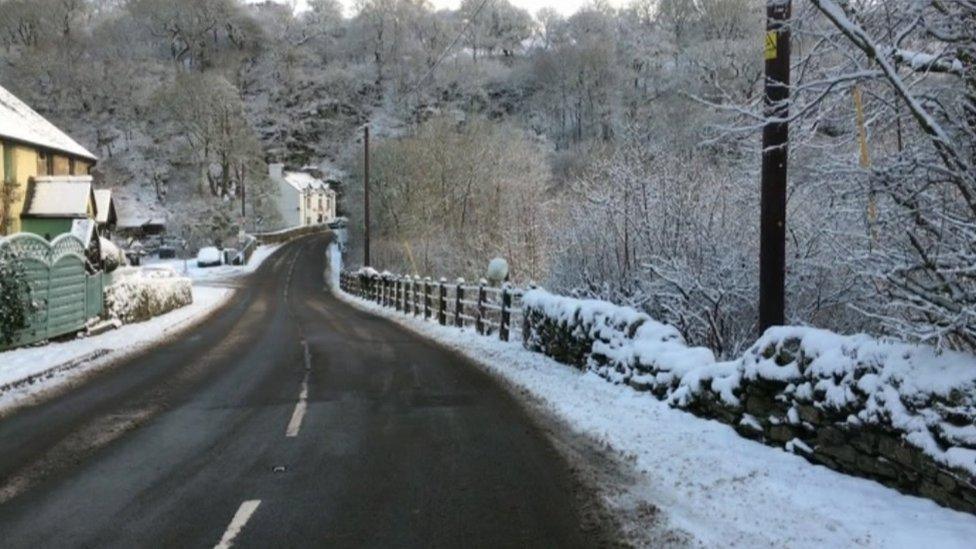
267 0 626 17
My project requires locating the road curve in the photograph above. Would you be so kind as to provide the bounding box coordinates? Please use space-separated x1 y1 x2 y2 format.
0 234 616 547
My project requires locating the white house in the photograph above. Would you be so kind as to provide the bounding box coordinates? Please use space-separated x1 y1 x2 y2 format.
269 164 337 229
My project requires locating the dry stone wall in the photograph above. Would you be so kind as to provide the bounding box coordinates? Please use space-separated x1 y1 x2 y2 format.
521 289 976 515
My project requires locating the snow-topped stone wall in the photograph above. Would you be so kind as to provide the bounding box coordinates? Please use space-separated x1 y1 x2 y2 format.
521 289 976 514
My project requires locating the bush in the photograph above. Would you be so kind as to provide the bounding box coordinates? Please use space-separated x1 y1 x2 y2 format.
99 237 127 273
0 247 36 345
104 269 192 323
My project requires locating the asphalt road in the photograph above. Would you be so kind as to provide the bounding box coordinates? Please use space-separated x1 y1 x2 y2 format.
0 234 615 547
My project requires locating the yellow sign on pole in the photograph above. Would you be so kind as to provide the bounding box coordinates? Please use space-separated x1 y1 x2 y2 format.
765 31 778 60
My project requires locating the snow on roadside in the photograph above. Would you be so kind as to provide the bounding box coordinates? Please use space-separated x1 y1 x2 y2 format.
0 285 233 413
334 289 976 548
143 244 282 282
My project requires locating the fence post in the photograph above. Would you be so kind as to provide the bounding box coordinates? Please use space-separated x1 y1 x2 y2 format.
438 278 447 325
454 278 465 328
423 277 431 320
407 277 413 314
523 281 536 344
476 279 487 335
403 276 409 313
394 277 401 311
500 283 511 342
413 276 422 316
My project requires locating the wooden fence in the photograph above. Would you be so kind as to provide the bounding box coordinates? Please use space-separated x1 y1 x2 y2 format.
339 271 527 343
0 233 104 349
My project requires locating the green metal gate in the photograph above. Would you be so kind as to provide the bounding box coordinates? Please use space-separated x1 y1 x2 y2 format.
0 233 104 349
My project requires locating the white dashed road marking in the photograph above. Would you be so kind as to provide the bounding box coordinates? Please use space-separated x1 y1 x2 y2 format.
285 341 311 437
214 499 261 549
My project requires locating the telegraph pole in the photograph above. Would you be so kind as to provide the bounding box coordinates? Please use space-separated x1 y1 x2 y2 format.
363 125 371 267
759 0 791 333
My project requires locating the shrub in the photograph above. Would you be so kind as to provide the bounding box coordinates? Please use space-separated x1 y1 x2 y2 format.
0 247 36 345
104 270 192 324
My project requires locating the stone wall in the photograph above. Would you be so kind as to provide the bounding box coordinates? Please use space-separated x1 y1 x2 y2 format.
252 224 328 245
522 291 976 515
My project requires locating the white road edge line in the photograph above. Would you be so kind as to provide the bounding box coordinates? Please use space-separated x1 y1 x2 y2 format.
285 341 311 437
214 499 261 549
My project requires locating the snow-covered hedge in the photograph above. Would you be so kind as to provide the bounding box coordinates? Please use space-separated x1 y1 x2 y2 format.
99 237 126 273
0 248 36 346
521 289 976 514
104 268 192 324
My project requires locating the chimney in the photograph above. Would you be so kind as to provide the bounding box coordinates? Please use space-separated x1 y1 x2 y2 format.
269 163 284 180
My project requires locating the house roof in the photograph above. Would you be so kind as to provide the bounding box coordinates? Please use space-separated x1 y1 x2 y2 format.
115 202 167 229
283 171 330 193
0 84 97 161
22 176 96 218
93 189 116 224
71 218 96 246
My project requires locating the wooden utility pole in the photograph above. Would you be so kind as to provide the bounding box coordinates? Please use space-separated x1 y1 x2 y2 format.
363 125 371 267
759 0 791 333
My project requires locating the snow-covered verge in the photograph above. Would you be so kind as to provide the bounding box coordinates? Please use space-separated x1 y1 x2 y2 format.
519 289 976 514
104 267 192 324
333 286 976 548
142 244 281 282
0 285 232 414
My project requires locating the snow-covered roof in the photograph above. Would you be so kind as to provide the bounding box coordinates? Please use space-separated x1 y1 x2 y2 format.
115 198 167 229
93 189 115 224
70 218 96 246
0 84 97 161
283 171 328 192
23 176 95 218
116 214 167 229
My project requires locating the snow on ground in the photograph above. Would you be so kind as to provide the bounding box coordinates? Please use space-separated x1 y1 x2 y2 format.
333 288 976 548
143 244 281 282
0 244 285 412
0 286 233 413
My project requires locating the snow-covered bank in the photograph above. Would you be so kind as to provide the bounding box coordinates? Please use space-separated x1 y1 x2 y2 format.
0 285 233 413
143 244 281 282
334 288 976 548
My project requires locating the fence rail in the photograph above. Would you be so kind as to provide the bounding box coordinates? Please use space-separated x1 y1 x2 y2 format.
339 271 527 343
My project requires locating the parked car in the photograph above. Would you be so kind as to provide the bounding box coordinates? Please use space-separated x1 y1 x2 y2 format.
222 248 239 266
163 235 186 249
125 241 146 266
327 217 348 230
196 246 222 268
